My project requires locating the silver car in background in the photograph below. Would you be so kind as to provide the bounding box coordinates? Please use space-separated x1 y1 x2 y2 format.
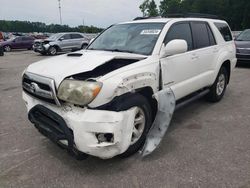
33 32 90 55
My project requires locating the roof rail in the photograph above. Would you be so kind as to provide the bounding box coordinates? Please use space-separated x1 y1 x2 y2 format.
165 13 220 19
133 16 162 21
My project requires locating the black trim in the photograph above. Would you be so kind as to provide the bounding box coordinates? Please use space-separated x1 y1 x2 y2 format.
28 105 88 159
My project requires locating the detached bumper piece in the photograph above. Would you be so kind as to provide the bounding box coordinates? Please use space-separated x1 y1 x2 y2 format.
28 105 88 160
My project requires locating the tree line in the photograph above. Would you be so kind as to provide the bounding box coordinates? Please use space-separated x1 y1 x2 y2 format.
0 20 103 33
140 0 250 30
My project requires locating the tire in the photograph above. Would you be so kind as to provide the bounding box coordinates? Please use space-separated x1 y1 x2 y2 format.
206 66 228 102
4 45 11 52
110 94 152 158
48 46 57 55
81 43 88 49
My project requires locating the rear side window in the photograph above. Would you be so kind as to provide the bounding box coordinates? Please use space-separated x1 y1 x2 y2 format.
164 23 193 51
214 23 232 41
191 22 211 49
71 34 83 39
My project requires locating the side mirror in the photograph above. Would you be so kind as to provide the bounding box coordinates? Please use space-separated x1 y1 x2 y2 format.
59 38 63 41
160 39 188 58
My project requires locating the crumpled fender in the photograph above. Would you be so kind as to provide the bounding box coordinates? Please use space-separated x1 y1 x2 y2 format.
141 87 176 156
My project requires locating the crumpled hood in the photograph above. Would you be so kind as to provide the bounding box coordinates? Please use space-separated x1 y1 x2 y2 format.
26 50 146 86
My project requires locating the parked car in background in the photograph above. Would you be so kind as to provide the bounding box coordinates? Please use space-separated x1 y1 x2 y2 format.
33 32 90 55
235 29 250 62
0 36 35 52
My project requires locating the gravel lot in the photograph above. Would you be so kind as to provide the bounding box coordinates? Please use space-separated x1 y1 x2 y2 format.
0 51 250 188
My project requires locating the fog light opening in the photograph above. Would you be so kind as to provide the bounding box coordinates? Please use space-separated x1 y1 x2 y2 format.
96 133 114 143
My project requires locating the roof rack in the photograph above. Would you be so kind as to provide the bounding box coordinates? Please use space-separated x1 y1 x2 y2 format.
133 13 220 21
133 16 162 21
164 13 220 19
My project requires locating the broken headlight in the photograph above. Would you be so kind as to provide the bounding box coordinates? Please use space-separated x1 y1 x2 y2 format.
57 79 102 106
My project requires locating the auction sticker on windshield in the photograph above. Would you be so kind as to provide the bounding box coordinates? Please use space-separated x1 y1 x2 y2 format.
140 29 161 35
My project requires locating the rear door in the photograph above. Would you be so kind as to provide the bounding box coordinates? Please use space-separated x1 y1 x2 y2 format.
21 37 33 48
190 21 218 86
160 22 202 100
71 33 84 49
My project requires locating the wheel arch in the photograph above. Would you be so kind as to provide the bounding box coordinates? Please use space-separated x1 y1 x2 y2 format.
221 60 231 84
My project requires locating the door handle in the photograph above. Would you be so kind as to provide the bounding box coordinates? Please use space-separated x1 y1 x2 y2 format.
191 54 199 59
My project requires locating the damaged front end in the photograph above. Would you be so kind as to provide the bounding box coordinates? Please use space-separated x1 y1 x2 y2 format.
23 91 138 159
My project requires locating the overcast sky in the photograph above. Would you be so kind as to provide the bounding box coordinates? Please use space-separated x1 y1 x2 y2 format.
0 0 161 28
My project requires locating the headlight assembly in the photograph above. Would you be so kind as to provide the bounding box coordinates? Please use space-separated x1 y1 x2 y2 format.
57 79 102 106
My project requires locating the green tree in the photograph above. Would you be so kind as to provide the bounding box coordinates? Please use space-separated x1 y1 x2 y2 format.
139 0 159 17
147 0 159 16
159 0 182 17
140 0 150 17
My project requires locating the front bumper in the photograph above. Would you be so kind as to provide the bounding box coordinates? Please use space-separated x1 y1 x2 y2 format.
33 44 50 53
23 92 136 159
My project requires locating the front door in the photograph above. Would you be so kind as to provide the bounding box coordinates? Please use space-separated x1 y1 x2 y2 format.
160 22 201 100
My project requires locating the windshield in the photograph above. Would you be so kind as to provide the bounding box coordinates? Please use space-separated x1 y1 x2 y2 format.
87 23 165 55
47 33 62 40
236 30 250 41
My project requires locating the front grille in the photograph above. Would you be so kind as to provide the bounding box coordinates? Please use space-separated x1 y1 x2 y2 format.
22 72 60 105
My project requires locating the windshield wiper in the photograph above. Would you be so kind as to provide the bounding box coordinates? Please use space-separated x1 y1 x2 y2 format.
105 49 135 54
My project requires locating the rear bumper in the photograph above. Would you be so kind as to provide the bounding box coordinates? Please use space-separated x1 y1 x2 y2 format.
23 92 136 159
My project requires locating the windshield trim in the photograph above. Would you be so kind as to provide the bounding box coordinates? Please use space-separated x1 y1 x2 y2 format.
87 22 166 56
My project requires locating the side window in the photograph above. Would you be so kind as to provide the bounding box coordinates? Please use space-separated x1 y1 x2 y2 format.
15 37 22 42
61 34 71 40
164 23 193 51
191 22 210 49
22 37 31 41
71 34 83 39
214 23 232 41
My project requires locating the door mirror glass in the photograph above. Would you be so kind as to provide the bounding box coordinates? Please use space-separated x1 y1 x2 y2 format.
161 39 188 58
59 38 63 41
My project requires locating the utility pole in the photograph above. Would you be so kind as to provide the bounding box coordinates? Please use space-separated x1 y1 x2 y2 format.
58 0 62 25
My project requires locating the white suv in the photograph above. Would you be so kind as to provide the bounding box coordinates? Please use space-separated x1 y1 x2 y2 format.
22 17 237 159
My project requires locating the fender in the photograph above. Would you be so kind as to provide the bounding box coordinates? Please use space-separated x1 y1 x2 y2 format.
212 50 231 83
89 72 157 108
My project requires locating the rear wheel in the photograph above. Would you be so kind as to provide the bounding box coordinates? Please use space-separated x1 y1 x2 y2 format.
4 45 11 52
110 94 152 158
48 46 57 55
206 66 228 102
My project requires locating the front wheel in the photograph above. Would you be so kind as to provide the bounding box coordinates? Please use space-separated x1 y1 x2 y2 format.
48 46 57 55
206 66 228 102
4 45 11 52
110 94 152 158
